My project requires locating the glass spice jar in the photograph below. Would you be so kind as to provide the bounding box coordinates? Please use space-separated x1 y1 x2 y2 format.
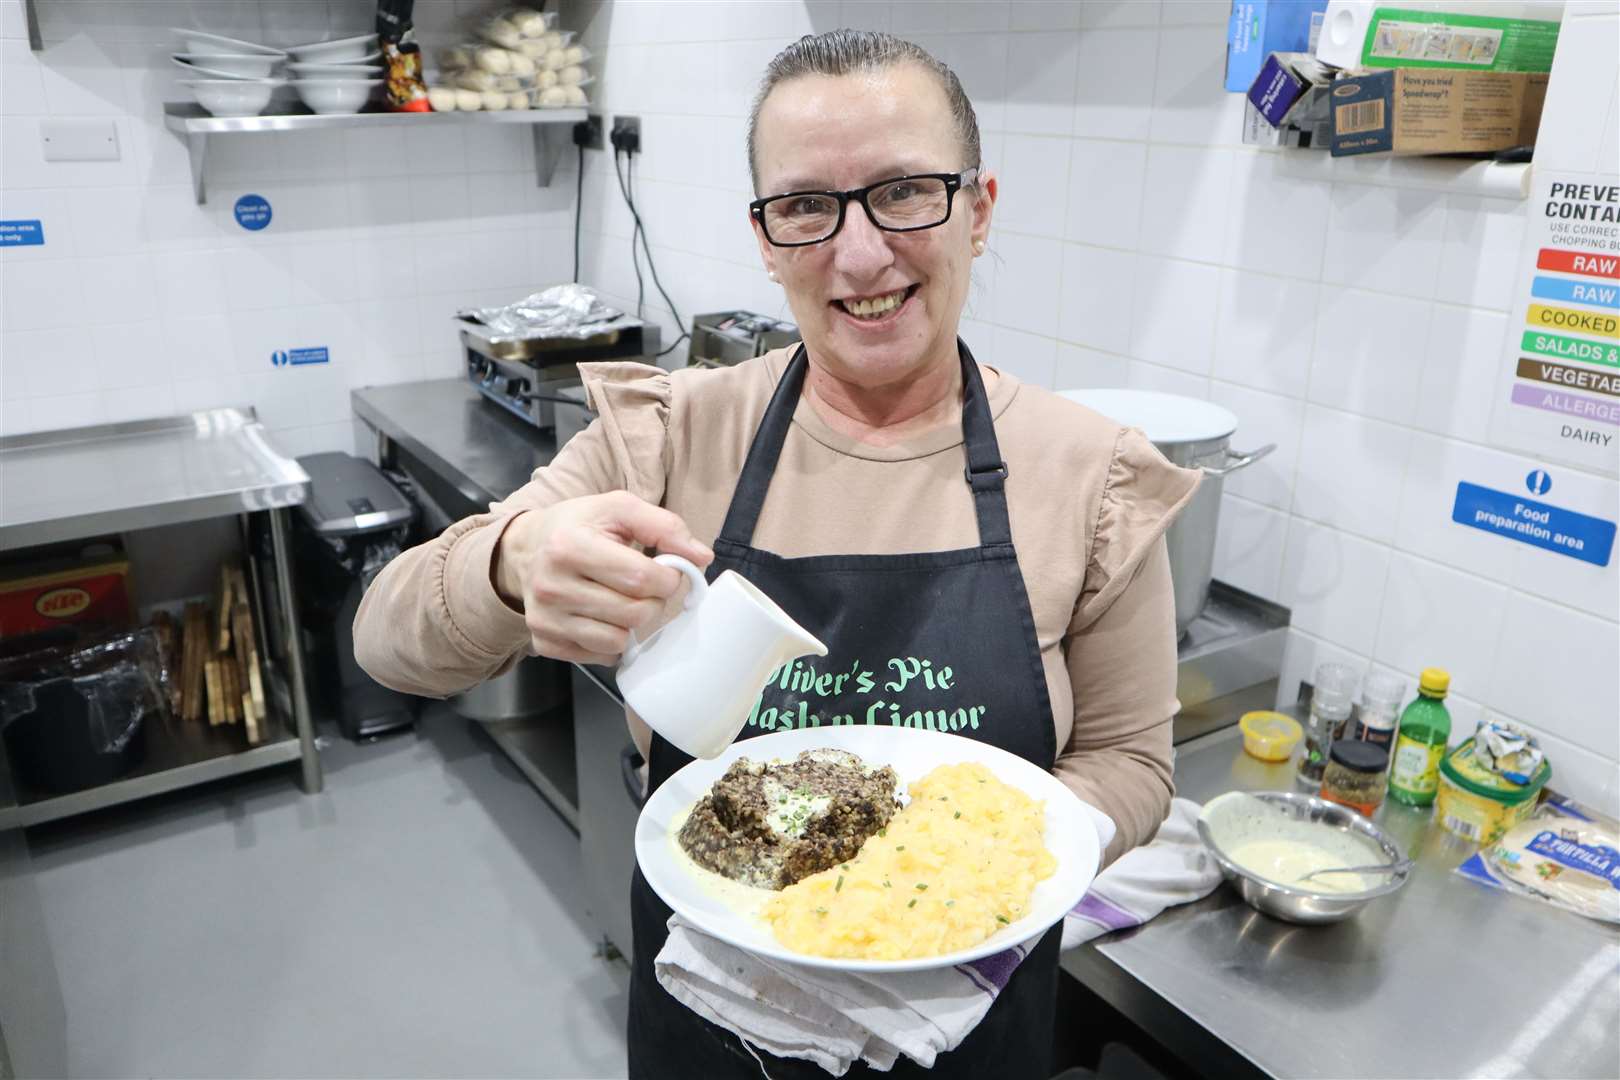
1321 738 1390 816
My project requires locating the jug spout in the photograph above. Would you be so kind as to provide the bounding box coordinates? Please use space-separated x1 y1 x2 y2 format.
776 627 828 669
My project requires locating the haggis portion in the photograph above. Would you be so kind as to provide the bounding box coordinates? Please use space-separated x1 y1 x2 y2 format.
677 750 901 890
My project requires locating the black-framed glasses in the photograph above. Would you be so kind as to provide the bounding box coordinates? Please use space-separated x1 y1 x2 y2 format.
749 168 980 248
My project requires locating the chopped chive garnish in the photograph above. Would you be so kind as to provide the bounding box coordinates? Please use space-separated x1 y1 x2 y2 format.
996 915 1009 924
835 876 844 892
815 906 827 915
908 899 917 908
878 828 886 837
883 880 892 888
895 845 905 851
954 811 961 819
946 900 955 908
915 883 928 891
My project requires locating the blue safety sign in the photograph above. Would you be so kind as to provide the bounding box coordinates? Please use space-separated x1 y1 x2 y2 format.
1526 469 1552 495
0 219 44 246
1453 482 1615 567
271 347 329 367
234 194 272 231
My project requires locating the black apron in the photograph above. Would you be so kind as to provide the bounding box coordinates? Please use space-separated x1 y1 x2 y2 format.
627 340 1062 1079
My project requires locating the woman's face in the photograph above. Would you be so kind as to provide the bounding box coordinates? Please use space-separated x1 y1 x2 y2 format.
751 63 996 392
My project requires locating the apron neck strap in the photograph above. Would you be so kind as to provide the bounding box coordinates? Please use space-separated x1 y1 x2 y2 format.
718 338 1013 548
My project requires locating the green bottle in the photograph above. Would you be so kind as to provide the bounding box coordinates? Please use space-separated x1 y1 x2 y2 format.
1387 668 1452 807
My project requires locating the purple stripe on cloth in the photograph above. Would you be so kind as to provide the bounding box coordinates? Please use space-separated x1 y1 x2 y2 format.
955 963 995 997
963 945 1026 993
1069 893 1139 932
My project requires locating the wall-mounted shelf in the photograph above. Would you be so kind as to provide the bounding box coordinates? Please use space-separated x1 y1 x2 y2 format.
163 103 588 204
1276 151 1532 200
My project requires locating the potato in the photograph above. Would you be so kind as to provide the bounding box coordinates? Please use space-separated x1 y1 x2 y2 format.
428 86 458 112
455 69 497 92
508 90 533 110
512 9 548 37
508 51 536 77
564 45 585 65
563 85 586 107
484 17 521 49
455 87 483 111
559 65 585 86
536 68 558 90
543 48 567 71
539 85 567 108
481 89 510 111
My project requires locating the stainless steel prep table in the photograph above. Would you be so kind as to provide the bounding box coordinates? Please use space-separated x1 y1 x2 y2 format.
351 380 580 830
0 408 322 830
1064 719 1620 1080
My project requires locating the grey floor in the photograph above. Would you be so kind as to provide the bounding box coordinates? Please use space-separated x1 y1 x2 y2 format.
11 706 629 1079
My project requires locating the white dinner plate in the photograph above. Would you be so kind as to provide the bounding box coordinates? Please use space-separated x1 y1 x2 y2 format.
635 726 1099 973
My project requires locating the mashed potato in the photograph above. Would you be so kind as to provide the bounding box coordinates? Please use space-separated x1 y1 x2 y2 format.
762 762 1056 960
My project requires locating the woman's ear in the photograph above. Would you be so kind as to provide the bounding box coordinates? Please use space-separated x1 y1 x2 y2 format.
969 170 997 252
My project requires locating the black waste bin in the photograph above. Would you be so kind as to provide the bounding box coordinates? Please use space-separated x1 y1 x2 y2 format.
292 452 419 741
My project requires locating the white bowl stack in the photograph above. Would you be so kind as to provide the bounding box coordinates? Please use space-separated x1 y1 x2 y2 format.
170 29 287 118
284 33 383 115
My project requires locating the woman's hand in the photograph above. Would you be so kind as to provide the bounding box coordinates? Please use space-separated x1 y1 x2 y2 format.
494 492 714 666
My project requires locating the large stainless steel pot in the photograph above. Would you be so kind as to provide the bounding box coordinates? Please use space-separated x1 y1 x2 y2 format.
1058 390 1273 637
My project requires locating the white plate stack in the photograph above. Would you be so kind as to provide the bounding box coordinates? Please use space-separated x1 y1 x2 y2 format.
284 33 383 115
170 29 288 118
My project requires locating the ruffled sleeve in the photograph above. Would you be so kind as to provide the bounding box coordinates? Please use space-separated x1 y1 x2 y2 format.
1072 427 1202 632
577 360 673 506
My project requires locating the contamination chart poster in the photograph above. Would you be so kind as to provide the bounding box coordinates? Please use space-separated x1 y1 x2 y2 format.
1492 170 1620 475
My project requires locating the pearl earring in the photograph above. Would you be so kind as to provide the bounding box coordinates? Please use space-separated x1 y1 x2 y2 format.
973 240 985 256
768 270 779 282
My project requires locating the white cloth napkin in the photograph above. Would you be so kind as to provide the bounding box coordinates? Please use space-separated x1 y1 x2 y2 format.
653 798 1216 1075
1060 796 1222 949
655 914 1038 1075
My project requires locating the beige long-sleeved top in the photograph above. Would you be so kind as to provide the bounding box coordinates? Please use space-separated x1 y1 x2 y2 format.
354 349 1201 866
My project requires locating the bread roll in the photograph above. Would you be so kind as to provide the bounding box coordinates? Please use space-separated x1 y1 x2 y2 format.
455 87 483 111
428 86 458 112
559 65 585 86
484 17 521 49
474 46 512 75
512 9 548 37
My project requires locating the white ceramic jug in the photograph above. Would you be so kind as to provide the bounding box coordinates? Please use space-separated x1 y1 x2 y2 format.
616 555 827 759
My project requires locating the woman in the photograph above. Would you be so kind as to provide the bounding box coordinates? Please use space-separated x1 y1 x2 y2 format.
355 30 1199 1079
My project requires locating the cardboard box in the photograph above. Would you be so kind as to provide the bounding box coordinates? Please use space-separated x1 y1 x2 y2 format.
1244 52 1336 147
1329 67 1548 156
0 540 132 640
1226 0 1330 92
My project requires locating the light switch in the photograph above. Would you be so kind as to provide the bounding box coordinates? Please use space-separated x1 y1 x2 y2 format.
40 120 121 162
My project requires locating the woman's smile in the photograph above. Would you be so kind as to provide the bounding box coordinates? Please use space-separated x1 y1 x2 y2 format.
833 283 920 326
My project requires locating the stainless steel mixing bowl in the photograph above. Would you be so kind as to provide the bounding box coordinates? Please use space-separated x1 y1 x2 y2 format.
1197 790 1411 924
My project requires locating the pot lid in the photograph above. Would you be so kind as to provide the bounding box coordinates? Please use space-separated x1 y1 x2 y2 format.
1057 389 1237 445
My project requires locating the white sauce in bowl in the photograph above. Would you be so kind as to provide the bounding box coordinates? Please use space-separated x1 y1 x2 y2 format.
1227 838 1371 893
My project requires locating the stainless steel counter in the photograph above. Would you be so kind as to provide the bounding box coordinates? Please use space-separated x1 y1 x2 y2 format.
1063 720 1620 1080
351 380 558 518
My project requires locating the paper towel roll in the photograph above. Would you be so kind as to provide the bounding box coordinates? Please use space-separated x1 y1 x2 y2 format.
1316 1 1566 70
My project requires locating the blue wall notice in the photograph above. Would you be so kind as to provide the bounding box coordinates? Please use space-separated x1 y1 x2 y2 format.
1453 482 1615 567
234 194 272 231
0 219 44 247
271 347 329 367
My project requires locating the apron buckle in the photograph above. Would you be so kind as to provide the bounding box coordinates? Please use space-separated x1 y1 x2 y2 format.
964 461 1009 491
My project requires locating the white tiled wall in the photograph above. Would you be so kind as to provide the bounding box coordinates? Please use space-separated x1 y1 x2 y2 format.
0 0 577 457
3 0 1615 811
562 0 1620 814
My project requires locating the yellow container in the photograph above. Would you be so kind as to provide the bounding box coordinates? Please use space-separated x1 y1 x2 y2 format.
1435 737 1551 845
1239 711 1302 763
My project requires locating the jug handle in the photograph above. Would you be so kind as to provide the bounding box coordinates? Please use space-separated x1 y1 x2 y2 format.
621 554 709 666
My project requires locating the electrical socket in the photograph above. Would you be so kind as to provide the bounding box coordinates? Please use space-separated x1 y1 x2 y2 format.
610 114 641 155
573 113 603 150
